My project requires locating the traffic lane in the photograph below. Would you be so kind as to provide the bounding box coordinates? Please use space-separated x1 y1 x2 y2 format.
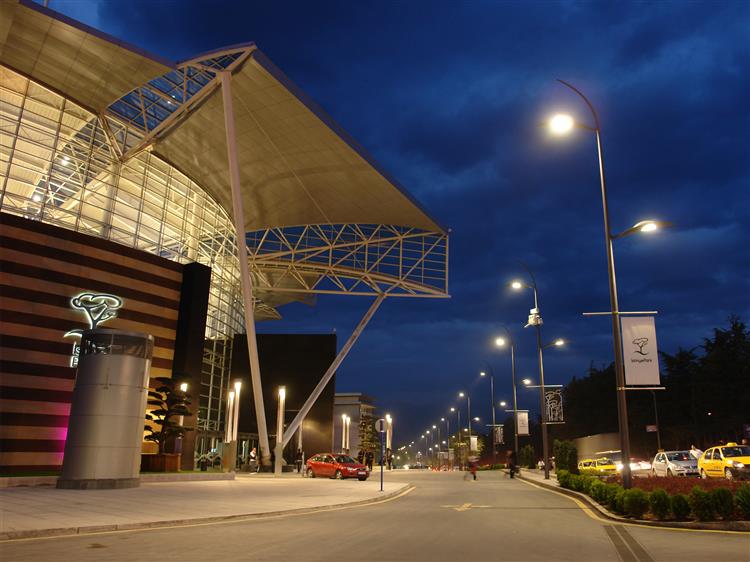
2 471 745 561
0 471 620 562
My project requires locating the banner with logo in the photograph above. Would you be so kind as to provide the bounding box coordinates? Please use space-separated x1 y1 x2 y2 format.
544 389 564 423
493 426 504 445
621 316 660 385
517 411 529 436
469 435 478 452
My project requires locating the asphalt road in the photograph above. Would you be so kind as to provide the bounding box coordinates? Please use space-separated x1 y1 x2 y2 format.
1 471 748 561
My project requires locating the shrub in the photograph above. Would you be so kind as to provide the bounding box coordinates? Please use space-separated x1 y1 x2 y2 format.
689 486 714 521
649 488 670 520
711 488 735 520
570 474 584 492
590 480 607 504
605 484 623 511
671 493 691 520
557 470 572 489
735 484 750 519
623 489 649 519
614 489 627 515
580 475 596 494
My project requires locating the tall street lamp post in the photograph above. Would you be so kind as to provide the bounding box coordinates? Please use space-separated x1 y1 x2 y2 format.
510 270 551 479
479 370 497 463
495 330 519 461
441 416 450 469
274 386 286 476
548 79 669 488
650 390 662 451
458 392 471 441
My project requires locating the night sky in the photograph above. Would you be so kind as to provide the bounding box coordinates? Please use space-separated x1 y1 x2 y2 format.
49 0 749 445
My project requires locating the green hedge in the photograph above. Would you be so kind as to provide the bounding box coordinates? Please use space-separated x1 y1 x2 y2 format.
736 484 750 519
671 494 691 520
623 489 649 519
649 488 670 520
555 471 746 522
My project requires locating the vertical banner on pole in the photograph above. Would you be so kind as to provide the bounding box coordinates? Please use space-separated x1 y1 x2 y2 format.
517 411 529 436
544 389 564 423
621 316 660 386
493 426 504 445
469 435 478 452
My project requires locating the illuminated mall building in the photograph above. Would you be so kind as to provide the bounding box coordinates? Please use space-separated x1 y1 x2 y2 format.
0 0 448 473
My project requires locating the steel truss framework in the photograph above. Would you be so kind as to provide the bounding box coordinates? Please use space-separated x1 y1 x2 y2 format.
99 45 450 304
104 45 450 466
103 47 254 160
248 224 449 299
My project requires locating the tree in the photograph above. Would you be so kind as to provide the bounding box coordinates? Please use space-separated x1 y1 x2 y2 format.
553 439 578 473
518 444 536 469
144 377 192 454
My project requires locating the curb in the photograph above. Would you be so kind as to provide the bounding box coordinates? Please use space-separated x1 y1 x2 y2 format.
516 474 750 533
0 483 413 541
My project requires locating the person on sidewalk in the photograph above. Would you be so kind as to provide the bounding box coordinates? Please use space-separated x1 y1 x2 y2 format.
295 448 303 473
365 450 374 471
249 447 260 473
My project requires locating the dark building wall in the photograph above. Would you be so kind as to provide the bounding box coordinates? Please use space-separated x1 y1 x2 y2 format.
231 334 336 462
0 212 210 473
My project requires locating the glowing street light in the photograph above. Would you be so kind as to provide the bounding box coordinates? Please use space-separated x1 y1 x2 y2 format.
546 79 671 488
499 400 507 407
522 378 532 386
274 385 285 476
548 113 575 135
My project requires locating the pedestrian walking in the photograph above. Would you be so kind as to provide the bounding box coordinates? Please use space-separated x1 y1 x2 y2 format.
463 455 478 481
295 448 303 473
366 450 374 471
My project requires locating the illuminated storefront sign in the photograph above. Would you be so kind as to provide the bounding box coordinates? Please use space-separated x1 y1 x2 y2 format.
64 293 124 367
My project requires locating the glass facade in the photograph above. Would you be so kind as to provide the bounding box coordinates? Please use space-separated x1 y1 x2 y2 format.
0 65 243 444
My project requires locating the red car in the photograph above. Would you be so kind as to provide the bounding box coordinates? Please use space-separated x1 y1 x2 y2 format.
306 453 369 480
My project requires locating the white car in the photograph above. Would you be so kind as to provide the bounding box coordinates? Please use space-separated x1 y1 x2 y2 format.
651 450 698 477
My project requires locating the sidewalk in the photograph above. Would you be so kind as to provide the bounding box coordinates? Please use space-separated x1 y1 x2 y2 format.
0 472 410 540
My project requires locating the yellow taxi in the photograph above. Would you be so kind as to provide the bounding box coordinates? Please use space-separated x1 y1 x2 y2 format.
698 443 750 480
577 458 595 474
578 457 617 476
592 457 618 475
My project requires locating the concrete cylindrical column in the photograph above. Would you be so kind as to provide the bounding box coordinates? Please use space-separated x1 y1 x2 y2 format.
58 329 153 489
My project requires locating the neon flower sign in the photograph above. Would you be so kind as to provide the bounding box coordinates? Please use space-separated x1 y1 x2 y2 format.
64 293 124 367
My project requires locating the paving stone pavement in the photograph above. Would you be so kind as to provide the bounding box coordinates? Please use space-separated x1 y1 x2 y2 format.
0 472 409 539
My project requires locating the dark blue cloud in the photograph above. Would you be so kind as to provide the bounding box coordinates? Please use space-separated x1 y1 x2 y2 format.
51 0 750 443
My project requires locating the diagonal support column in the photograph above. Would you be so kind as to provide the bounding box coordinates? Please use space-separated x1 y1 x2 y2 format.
281 294 385 449
219 71 271 464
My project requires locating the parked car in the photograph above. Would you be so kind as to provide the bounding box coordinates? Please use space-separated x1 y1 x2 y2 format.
698 443 750 480
306 453 369 480
577 458 595 474
593 451 651 478
651 451 698 477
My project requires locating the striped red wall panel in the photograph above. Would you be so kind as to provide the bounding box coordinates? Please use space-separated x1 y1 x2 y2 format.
0 212 184 474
